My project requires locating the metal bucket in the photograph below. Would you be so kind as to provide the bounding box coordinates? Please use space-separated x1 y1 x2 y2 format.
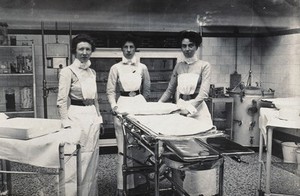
281 142 298 163
229 86 274 147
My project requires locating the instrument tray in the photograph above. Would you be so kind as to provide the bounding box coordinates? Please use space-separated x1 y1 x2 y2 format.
162 137 220 162
205 137 254 156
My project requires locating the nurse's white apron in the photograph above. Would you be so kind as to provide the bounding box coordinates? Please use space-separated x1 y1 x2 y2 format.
175 73 216 196
114 71 147 190
177 73 212 124
65 66 101 196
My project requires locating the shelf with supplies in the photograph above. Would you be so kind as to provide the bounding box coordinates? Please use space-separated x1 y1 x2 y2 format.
205 97 234 139
0 45 36 118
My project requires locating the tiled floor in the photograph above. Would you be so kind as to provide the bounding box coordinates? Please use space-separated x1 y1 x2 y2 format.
98 153 300 196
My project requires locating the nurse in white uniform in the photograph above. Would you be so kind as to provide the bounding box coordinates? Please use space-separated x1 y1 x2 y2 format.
106 34 151 195
159 30 216 196
57 34 102 196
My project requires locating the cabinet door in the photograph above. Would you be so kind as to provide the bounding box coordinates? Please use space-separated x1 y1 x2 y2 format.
0 45 36 118
140 58 176 102
206 98 234 139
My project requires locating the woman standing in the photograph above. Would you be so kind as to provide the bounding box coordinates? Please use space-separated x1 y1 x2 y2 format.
159 30 212 123
106 34 151 195
159 30 216 196
57 34 102 196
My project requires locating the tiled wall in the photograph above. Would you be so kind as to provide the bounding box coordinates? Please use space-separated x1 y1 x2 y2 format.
201 37 261 89
260 34 300 98
260 34 300 138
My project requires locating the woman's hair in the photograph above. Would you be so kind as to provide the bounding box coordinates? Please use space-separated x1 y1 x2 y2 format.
71 34 96 54
120 34 139 49
179 30 202 48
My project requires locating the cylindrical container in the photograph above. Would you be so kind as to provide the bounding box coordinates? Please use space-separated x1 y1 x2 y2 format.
20 87 33 109
229 86 274 147
281 142 298 163
5 88 16 111
16 54 25 73
164 156 217 196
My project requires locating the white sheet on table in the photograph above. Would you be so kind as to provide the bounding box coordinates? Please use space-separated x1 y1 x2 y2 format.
131 113 213 136
119 102 179 115
261 97 300 110
0 128 81 168
259 108 300 144
0 118 63 140
0 113 8 122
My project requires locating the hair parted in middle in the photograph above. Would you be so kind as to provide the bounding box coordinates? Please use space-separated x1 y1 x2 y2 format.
71 34 96 54
120 33 139 49
179 30 202 48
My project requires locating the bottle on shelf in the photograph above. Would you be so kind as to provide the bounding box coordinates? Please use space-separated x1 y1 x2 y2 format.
5 88 16 111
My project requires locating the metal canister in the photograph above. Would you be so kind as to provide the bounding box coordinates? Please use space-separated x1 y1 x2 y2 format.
229 86 274 147
20 87 33 109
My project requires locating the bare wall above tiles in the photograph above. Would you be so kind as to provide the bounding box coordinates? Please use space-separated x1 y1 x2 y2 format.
1 0 300 33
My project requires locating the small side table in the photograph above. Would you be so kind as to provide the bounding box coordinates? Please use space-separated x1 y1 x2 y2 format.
206 97 234 139
258 108 300 196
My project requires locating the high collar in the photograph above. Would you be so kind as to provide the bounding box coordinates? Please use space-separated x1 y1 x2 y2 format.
122 56 137 65
183 55 198 65
74 58 91 70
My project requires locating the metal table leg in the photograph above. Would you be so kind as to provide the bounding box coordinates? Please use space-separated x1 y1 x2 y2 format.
265 127 273 196
219 157 224 196
122 122 128 196
76 144 82 196
154 141 159 196
258 130 264 194
59 144 65 196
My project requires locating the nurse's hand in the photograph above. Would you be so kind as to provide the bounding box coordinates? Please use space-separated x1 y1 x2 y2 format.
111 106 119 116
179 109 190 116
100 124 105 135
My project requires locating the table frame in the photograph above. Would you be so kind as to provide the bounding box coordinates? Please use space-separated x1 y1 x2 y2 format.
0 144 82 196
118 114 253 196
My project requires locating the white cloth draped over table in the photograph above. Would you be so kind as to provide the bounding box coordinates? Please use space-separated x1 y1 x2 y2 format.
0 117 100 196
131 113 214 136
0 127 81 168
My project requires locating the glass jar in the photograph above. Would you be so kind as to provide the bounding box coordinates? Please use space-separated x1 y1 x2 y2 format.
5 88 15 111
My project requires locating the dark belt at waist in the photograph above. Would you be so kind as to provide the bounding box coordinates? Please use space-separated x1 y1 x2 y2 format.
120 90 140 97
179 93 198 101
71 99 94 106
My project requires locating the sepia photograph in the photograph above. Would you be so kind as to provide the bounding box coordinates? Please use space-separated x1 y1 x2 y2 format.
0 0 300 195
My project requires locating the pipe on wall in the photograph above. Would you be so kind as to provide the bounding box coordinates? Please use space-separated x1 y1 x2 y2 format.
41 21 48 118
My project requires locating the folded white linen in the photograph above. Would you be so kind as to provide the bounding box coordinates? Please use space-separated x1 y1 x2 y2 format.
119 102 179 115
272 97 300 110
131 113 214 136
0 118 62 140
271 97 300 121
